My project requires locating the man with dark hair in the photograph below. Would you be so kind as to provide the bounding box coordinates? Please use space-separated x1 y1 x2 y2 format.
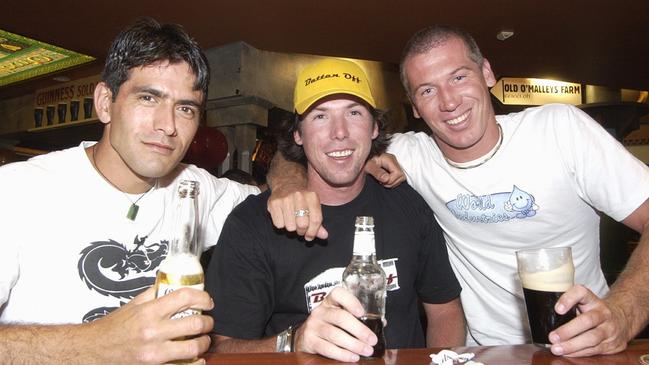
0 18 257 364
206 58 464 362
271 25 649 358
101 19 210 102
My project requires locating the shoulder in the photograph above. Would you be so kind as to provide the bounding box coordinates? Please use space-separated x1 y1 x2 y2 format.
498 104 603 144
0 144 85 184
388 131 434 151
387 132 442 175
499 104 590 126
229 189 270 218
216 191 272 247
219 189 272 234
385 179 423 197
369 179 434 218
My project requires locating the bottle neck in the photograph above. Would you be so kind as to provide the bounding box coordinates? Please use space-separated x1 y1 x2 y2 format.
350 253 378 264
352 230 376 258
170 195 198 257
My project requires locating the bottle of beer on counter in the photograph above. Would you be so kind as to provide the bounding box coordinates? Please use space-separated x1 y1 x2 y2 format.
154 180 204 319
342 216 387 358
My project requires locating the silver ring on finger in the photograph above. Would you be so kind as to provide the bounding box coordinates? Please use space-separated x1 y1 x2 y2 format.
294 209 310 217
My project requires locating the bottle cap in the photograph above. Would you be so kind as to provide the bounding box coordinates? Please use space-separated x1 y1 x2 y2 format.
355 216 374 227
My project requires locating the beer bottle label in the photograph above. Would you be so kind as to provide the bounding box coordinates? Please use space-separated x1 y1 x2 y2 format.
352 232 375 255
156 282 205 320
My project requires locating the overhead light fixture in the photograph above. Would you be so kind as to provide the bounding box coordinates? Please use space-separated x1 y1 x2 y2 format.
496 30 515 41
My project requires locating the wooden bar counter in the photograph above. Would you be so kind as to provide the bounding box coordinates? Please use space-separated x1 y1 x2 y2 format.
204 339 649 365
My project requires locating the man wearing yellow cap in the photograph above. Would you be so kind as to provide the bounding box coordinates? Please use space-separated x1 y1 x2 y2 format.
204 58 465 362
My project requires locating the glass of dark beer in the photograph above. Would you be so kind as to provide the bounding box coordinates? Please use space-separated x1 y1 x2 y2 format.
46 105 55 126
34 108 44 128
57 103 67 124
70 100 80 121
516 247 576 347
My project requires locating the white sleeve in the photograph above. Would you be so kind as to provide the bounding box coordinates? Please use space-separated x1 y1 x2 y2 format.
387 131 441 187
0 244 19 307
553 105 649 221
0 165 21 308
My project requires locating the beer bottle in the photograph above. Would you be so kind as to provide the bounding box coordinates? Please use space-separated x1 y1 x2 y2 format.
342 216 386 358
154 180 204 318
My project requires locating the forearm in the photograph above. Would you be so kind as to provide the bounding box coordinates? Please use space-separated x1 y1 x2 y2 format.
211 334 276 353
0 323 99 364
424 299 466 347
266 152 307 191
606 224 649 340
426 319 466 348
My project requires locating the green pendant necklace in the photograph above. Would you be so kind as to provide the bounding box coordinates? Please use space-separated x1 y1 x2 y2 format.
91 145 156 220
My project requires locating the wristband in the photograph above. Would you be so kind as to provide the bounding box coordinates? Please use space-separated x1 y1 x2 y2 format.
290 323 301 352
276 323 301 352
276 326 292 352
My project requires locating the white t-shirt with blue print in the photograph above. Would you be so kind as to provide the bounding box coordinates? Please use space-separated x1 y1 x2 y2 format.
388 103 649 346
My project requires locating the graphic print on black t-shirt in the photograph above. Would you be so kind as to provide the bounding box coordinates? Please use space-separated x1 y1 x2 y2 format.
304 259 400 312
77 235 168 322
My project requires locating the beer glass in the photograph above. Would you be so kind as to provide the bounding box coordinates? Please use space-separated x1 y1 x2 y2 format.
83 97 93 119
516 247 576 347
70 100 80 121
57 103 67 123
46 105 55 126
34 108 44 128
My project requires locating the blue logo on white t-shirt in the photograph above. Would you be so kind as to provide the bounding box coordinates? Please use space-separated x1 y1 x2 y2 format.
446 185 539 223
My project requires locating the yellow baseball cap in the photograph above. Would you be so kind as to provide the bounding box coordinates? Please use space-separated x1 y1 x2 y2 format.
293 58 376 115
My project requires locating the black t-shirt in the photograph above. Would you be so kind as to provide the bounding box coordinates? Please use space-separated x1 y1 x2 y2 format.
205 178 460 349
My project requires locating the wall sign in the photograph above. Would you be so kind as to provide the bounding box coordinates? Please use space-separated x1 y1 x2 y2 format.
490 77 582 106
32 74 101 129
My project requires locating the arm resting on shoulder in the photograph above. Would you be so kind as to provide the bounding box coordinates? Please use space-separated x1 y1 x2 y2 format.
265 152 404 240
423 297 466 347
266 150 307 192
266 152 326 241
364 153 406 188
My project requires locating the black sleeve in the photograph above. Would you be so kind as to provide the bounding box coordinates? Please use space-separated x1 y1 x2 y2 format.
204 194 274 339
411 187 462 304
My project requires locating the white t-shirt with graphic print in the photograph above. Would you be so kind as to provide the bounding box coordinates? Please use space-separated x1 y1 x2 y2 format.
0 141 258 324
388 104 649 345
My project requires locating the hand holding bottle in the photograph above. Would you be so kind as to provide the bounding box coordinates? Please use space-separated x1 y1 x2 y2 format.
84 286 214 364
293 287 378 362
153 180 207 364
342 216 387 359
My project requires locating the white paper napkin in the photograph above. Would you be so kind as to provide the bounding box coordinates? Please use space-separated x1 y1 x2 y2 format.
429 349 484 365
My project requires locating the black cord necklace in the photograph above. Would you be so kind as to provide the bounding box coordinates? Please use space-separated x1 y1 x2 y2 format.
91 145 156 220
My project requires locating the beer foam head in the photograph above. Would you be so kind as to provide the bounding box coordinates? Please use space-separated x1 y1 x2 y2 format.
158 253 203 276
519 262 574 292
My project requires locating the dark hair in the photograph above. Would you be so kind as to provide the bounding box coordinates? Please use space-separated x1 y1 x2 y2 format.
399 25 484 95
102 17 210 105
277 103 390 165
